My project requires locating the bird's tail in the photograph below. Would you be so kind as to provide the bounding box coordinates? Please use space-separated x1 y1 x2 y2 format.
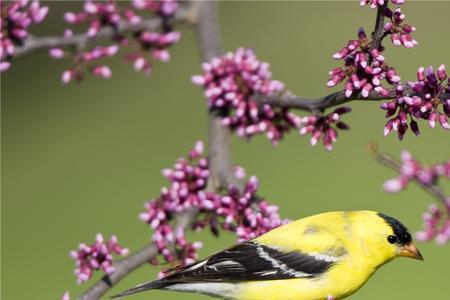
110 279 170 299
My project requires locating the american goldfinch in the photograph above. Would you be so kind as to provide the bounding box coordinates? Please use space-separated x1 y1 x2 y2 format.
112 211 423 300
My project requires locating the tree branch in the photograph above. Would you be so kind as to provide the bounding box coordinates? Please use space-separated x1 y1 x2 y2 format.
76 1 240 299
257 87 450 114
371 2 388 50
13 4 196 59
375 152 448 204
196 0 243 191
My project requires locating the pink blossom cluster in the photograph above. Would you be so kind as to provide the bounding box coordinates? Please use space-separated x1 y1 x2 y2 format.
384 7 417 48
140 141 287 269
328 28 400 98
52 0 180 83
58 45 118 83
383 151 450 245
416 202 450 245
383 151 450 193
139 141 208 265
192 48 302 144
299 107 351 151
381 65 450 139
132 0 178 17
0 0 49 72
360 0 404 9
196 176 289 242
70 233 129 283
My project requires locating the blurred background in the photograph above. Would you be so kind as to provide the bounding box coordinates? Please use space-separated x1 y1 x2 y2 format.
2 1 449 300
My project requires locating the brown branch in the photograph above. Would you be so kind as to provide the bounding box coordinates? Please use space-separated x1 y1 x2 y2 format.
371 2 388 50
13 5 196 59
76 1 239 299
197 1 243 191
257 88 450 114
375 152 448 204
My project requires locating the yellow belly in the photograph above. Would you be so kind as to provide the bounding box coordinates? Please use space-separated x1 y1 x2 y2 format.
236 262 375 300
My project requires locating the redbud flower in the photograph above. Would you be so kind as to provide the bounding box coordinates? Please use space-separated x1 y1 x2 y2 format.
140 141 208 265
360 0 405 9
132 0 179 17
49 48 65 59
384 7 417 48
64 0 121 36
192 48 301 144
328 28 399 98
70 233 129 283
382 65 450 139
200 176 289 242
299 107 351 151
1 0 49 71
59 45 118 84
62 291 70 300
383 151 449 193
416 202 450 245
140 141 287 268
383 151 450 245
59 0 181 81
125 31 180 75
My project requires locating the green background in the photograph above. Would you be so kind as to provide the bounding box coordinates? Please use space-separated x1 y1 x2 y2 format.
2 1 449 300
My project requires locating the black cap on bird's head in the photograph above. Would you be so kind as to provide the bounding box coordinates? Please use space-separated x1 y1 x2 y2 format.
377 212 423 261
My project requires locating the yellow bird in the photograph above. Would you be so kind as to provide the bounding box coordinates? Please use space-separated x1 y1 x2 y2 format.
112 211 423 300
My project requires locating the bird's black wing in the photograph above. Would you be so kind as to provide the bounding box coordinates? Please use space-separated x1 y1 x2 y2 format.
160 241 339 283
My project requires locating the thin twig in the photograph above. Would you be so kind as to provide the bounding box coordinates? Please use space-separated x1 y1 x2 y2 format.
371 2 388 50
257 87 449 114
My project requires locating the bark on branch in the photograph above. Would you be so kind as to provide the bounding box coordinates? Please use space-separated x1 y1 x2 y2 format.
14 5 196 58
257 88 450 114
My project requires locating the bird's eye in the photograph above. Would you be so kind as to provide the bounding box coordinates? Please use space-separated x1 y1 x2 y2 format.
387 235 398 244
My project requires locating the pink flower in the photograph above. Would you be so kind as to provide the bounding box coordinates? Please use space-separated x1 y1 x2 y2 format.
57 0 181 82
383 151 449 193
140 141 287 267
381 65 450 139
383 151 449 245
384 7 417 48
299 107 351 151
61 291 70 300
92 65 112 78
64 1 121 36
1 0 49 71
140 141 209 265
416 203 450 245
133 0 179 17
49 48 64 59
360 0 405 9
70 234 129 283
328 28 399 98
193 48 301 144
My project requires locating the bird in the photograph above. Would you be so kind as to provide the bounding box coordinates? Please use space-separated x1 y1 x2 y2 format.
111 211 423 300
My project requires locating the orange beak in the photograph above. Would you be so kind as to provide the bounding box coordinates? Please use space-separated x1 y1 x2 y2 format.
399 242 424 261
